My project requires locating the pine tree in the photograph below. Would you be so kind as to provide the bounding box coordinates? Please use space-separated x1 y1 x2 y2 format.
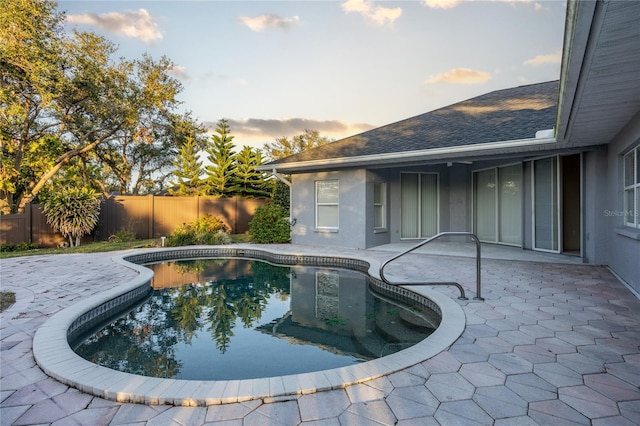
235 146 269 198
169 137 204 195
204 119 237 197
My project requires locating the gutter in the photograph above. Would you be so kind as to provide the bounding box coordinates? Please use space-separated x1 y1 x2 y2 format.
258 134 558 173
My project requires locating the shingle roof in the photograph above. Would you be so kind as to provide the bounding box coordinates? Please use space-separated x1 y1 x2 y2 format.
266 80 559 166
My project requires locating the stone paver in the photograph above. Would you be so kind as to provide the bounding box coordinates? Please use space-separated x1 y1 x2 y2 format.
1 244 639 425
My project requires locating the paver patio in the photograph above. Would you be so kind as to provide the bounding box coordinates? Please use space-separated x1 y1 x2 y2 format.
1 244 639 425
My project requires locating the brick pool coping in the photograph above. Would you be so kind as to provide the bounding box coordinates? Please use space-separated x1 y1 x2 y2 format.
32 246 466 406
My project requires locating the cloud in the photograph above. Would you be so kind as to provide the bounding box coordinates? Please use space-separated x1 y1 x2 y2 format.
524 51 562 66
238 14 299 32
422 0 461 9
203 118 375 147
425 68 492 84
341 0 402 26
66 9 162 43
423 0 544 10
168 65 189 81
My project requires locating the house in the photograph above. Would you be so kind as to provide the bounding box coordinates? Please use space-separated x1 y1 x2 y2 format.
258 0 640 293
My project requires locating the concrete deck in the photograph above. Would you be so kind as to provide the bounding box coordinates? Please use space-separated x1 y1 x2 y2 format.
1 244 640 425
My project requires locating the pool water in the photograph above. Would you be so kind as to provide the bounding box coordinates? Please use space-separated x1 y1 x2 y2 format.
72 258 438 380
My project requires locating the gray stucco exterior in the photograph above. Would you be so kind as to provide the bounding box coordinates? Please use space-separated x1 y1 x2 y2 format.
267 1 640 294
288 137 639 293
602 113 640 289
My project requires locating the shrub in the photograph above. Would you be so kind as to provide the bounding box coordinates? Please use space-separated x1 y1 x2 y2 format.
272 180 290 214
249 202 292 243
109 229 137 243
1 242 39 252
43 187 102 247
16 242 39 251
166 215 231 247
109 220 139 243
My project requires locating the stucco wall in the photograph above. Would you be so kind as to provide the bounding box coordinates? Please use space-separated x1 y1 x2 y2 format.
290 169 368 249
365 169 392 248
604 111 640 292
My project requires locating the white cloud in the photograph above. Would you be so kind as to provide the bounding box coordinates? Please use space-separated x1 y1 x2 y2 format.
423 0 544 11
169 65 189 81
238 14 299 32
341 0 402 26
66 9 162 43
422 0 461 10
524 51 562 66
425 68 492 84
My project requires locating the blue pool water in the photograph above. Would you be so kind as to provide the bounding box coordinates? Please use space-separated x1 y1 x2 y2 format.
72 258 438 380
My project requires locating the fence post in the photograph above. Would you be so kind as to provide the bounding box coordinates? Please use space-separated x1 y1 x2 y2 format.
148 194 154 239
26 203 32 243
234 197 238 234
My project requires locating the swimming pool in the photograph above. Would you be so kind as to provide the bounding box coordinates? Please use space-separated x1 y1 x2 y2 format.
33 246 465 405
71 258 439 380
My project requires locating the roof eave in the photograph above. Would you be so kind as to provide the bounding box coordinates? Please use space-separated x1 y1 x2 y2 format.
555 0 598 144
258 135 558 173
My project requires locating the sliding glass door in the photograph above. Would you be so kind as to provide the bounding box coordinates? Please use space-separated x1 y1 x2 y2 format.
473 165 522 245
474 169 497 242
401 173 438 239
533 157 559 252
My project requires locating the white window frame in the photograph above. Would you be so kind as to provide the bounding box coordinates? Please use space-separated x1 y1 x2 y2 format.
315 180 339 230
373 181 386 230
624 147 640 228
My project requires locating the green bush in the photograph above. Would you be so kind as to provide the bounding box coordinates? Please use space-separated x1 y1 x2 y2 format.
166 215 231 246
272 180 290 214
249 202 292 243
108 220 139 242
109 229 137 243
0 242 39 252
43 187 102 247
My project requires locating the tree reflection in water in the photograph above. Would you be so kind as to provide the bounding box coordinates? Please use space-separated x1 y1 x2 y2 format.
74 258 292 377
73 258 436 380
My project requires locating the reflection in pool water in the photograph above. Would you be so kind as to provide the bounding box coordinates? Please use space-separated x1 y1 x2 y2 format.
72 258 438 380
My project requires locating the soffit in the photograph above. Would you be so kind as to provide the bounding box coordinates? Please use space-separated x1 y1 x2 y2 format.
558 0 640 147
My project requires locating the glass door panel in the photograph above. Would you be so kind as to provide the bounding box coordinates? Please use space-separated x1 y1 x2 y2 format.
534 157 559 251
401 173 437 239
498 165 522 245
401 173 419 238
420 174 438 238
474 169 497 242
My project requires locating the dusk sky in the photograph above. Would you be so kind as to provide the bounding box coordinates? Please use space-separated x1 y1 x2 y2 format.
59 0 567 150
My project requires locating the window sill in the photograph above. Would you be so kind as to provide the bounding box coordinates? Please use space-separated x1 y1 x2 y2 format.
615 227 640 240
373 229 388 234
314 228 339 234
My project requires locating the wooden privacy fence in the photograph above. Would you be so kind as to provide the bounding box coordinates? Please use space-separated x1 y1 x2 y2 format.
0 196 268 248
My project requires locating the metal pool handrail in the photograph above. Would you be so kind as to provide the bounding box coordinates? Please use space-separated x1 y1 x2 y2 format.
379 231 484 301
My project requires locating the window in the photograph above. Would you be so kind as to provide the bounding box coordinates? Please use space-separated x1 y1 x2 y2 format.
374 181 386 229
624 147 640 228
316 180 339 229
